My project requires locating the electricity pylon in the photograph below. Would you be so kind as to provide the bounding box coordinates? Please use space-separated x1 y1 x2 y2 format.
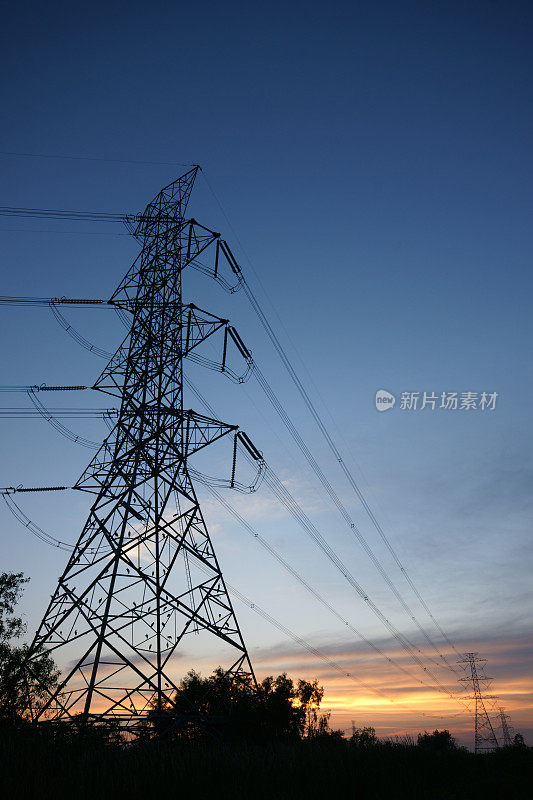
497 707 513 747
22 167 258 733
458 653 499 753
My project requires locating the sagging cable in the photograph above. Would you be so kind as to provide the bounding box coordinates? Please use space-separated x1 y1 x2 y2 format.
27 389 100 449
1 488 109 555
187 349 254 384
49 302 112 358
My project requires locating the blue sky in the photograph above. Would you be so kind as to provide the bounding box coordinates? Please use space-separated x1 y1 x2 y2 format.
0 0 531 744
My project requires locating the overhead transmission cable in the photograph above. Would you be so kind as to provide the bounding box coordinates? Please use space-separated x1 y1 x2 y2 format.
198 240 461 669
0 486 108 555
200 173 461 661
252 362 462 665
0 206 139 224
205 337 462 677
184 376 469 710
204 480 467 714
0 408 116 418
0 296 109 307
245 288 461 658
0 151 193 166
26 390 100 448
197 561 463 722
237 277 462 664
0 385 112 445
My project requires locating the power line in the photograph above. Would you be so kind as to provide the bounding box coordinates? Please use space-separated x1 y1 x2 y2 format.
0 151 193 167
217 570 465 722
182 253 461 677
262 465 468 706
204 481 468 713
0 206 179 228
0 206 127 222
0 228 130 236
0 487 106 555
244 285 462 661
249 361 462 674
199 175 462 663
0 408 116 418
0 296 109 307
0 385 88 391
184 376 469 710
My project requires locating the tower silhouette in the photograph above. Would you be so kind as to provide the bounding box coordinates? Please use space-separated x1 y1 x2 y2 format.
458 653 499 753
23 167 257 732
497 707 513 747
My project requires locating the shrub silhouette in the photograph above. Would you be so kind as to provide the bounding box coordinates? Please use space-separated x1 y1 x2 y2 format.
417 729 460 751
350 725 378 747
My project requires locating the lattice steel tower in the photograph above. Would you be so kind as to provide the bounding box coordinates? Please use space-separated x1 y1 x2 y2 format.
458 653 499 753
497 707 513 747
22 167 258 731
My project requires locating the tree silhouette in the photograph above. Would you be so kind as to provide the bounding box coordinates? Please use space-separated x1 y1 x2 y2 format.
144 668 333 742
417 729 459 751
350 726 378 747
0 572 59 725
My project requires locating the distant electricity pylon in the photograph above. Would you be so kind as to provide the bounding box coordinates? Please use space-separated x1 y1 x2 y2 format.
497 707 513 747
458 653 499 753
21 167 261 733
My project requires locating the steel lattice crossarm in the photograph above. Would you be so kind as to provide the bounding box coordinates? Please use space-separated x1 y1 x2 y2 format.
91 303 233 398
19 166 257 734
72 410 240 495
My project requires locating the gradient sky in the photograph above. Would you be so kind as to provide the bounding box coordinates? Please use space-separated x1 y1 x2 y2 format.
0 1 531 746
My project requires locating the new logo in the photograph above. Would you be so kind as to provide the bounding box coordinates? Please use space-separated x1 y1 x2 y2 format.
375 389 396 412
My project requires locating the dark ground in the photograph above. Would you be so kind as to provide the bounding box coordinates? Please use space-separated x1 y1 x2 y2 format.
0 733 531 800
